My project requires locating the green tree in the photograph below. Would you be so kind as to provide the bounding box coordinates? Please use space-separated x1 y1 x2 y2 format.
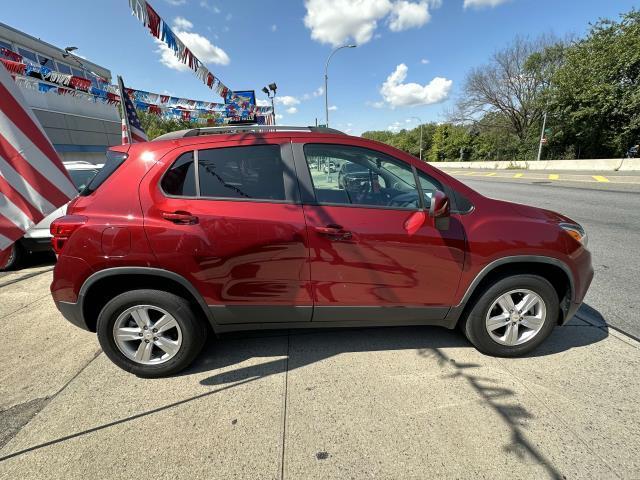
545 10 640 158
137 111 192 140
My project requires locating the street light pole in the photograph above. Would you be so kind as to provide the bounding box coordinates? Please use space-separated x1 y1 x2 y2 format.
537 111 548 161
324 44 356 127
409 116 424 161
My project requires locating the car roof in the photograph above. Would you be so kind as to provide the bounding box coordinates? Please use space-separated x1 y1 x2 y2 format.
153 125 346 141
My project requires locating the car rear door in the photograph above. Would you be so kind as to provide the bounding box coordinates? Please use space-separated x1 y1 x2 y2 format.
142 137 312 325
292 138 466 323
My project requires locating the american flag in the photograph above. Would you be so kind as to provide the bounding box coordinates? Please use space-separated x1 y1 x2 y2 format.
118 76 148 144
0 63 77 258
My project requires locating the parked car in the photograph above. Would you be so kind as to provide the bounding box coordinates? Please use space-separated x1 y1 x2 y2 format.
323 161 337 173
1 161 101 271
50 126 593 377
337 161 370 190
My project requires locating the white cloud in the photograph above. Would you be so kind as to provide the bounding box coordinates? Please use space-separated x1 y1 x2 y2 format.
388 121 403 132
156 17 230 70
200 0 220 13
388 1 432 32
274 96 300 106
225 13 232 21
420 58 430 64
173 17 194 30
304 0 441 46
328 105 338 111
286 107 298 114
463 0 510 8
366 100 385 108
314 87 324 96
271 24 277 32
304 0 392 46
275 114 284 120
256 99 270 107
380 63 451 107
166 0 186 5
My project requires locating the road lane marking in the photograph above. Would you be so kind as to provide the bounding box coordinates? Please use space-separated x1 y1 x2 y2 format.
485 172 497 176
549 174 559 180
514 173 524 178
592 175 610 182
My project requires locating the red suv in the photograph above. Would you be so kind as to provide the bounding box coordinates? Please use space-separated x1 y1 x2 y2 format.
50 126 593 377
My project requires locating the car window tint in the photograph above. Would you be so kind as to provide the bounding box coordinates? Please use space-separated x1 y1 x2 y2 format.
198 145 286 201
303 144 421 209
161 152 196 196
81 150 128 196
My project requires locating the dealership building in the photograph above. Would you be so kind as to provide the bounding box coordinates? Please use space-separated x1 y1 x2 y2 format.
0 22 120 164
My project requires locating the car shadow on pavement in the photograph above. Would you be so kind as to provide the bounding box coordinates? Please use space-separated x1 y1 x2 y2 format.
0 304 608 474
190 302 609 379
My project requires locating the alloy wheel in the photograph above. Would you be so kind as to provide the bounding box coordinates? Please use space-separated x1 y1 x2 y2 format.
112 305 183 365
485 289 547 346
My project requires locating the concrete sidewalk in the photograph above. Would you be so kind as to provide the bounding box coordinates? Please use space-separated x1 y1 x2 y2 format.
1 272 639 479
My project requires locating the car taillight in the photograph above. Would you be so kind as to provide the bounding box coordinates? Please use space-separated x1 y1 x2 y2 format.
50 215 87 254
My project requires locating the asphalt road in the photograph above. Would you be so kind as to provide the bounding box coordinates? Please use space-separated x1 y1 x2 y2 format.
441 169 640 339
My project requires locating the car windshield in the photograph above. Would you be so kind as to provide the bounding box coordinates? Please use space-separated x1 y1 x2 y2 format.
68 168 99 193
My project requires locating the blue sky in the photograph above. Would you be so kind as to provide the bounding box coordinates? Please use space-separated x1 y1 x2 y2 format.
3 0 635 134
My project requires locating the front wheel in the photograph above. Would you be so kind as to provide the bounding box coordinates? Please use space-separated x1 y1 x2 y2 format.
461 275 559 357
97 289 207 377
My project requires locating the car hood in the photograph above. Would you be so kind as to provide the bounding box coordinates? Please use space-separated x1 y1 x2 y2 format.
496 199 576 224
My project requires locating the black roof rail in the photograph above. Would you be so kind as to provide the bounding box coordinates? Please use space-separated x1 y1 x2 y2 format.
153 125 346 141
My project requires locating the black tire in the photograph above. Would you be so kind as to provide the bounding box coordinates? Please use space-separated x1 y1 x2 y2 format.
0 243 22 271
461 274 559 357
96 289 207 377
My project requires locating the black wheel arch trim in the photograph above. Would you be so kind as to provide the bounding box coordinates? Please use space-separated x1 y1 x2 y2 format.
78 267 217 329
445 255 576 325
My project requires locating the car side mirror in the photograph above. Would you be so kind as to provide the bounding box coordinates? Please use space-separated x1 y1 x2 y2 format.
429 190 450 231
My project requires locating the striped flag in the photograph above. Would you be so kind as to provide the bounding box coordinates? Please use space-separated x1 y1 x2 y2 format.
118 76 148 143
0 63 77 258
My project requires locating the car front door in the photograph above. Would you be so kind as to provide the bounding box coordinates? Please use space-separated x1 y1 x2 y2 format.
143 138 312 325
293 140 466 323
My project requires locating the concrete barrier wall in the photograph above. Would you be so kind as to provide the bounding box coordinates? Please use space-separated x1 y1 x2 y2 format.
428 158 640 171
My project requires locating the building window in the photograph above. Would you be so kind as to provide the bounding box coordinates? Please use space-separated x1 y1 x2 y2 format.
71 67 85 78
56 63 72 75
36 54 56 69
17 47 37 64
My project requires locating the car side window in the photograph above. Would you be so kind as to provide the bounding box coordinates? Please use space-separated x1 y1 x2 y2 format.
161 152 196 196
198 145 286 201
303 144 422 209
417 172 443 209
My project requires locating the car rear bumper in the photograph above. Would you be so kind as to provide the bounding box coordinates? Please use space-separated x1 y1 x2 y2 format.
19 236 52 253
55 300 90 331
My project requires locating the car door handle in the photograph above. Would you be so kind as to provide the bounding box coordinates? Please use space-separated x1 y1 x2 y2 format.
314 224 352 240
162 211 199 225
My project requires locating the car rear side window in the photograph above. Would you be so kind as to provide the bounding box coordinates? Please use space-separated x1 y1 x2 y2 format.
161 152 196 196
198 145 286 201
80 150 127 196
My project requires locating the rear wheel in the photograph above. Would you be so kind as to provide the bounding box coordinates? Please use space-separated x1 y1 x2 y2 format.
97 289 207 377
0 243 22 271
461 275 559 357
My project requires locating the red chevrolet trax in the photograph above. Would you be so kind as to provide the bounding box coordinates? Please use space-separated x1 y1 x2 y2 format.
50 126 593 378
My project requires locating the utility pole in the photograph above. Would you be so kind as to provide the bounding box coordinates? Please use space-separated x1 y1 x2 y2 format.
537 112 548 161
409 116 423 160
324 44 356 127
